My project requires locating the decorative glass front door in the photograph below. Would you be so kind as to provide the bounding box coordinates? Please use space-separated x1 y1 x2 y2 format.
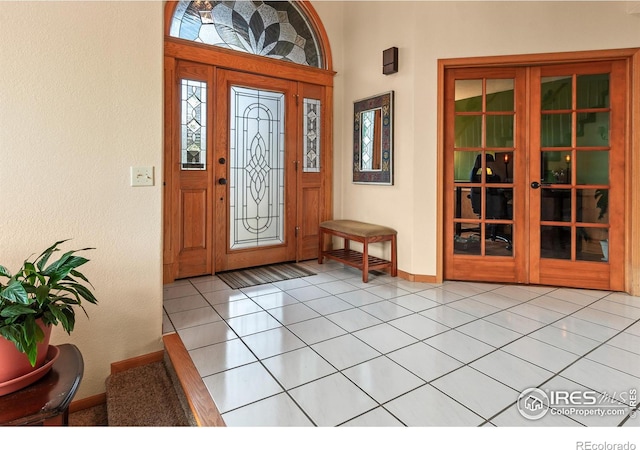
215 70 297 271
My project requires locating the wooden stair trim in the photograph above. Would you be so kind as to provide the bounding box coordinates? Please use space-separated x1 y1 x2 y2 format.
110 350 164 374
163 333 226 427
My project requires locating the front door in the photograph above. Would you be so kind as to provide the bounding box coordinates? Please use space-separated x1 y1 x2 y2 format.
214 70 297 271
444 59 626 291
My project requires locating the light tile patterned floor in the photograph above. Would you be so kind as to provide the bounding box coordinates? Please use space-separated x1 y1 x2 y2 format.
162 260 640 427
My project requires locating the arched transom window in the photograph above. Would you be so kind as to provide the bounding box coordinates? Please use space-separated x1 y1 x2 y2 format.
169 0 324 68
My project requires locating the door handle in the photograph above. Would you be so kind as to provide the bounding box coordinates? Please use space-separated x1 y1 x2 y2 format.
531 181 541 189
218 178 227 185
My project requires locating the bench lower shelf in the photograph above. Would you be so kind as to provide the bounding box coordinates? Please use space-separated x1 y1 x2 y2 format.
322 248 392 273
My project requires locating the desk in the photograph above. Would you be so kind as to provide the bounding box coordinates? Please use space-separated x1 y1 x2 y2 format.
0 344 83 426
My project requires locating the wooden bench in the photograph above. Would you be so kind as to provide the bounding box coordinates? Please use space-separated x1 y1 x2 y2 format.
318 220 397 283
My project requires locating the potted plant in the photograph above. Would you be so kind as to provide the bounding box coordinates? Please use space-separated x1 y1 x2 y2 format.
0 240 97 389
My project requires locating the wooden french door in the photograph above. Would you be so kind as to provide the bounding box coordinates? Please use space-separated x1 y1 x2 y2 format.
444 59 626 291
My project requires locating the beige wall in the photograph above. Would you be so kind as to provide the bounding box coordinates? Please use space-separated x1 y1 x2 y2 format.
335 1 640 277
0 1 164 398
0 0 638 400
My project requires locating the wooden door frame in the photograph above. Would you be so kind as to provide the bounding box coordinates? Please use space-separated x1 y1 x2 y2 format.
437 48 640 295
163 1 335 283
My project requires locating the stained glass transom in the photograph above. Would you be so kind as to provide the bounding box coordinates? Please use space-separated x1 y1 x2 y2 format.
170 1 323 68
361 110 376 170
229 86 285 249
303 98 321 172
181 79 207 170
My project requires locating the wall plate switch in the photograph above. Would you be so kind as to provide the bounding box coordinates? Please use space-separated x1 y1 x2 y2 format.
131 166 154 187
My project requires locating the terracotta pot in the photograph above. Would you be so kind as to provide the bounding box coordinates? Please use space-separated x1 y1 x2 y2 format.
0 320 52 384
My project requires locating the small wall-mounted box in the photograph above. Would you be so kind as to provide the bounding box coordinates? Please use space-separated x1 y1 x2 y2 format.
383 47 398 75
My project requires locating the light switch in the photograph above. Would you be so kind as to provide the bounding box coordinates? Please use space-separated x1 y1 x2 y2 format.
131 166 154 187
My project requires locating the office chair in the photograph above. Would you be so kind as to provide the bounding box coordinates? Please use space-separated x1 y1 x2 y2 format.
469 154 512 250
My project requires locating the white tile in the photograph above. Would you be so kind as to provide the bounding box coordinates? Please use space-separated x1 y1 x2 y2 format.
492 285 554 302
268 302 320 325
508 303 566 324
340 407 404 427
607 331 640 355
588 299 640 320
585 344 640 378
484 310 546 334
222 393 313 426
311 334 380 370
425 330 495 363
213 298 262 319
388 314 450 340
177 321 236 350
353 323 418 354
289 373 377 426
385 384 484 426
386 279 441 293
529 326 601 356
387 342 463 382
240 326 306 359
286 316 347 345
163 294 209 314
337 290 386 307
431 366 519 420
470 291 523 310
388 293 440 312
305 296 353 315
447 298 501 318
364 284 411 300
202 362 282 413
162 313 174 334
262 347 336 390
314 280 358 295
470 350 554 392
168 306 223 330
240 283 281 298
571 307 636 330
419 305 477 327
343 356 424 403
528 295 584 315
163 283 200 300
188 339 256 377
302 272 340 285
288 285 333 302
552 316 620 342
270 277 313 291
547 288 601 306
250 291 299 310
604 292 640 308
501 336 579 373
192 278 231 294
360 300 413 321
415 287 465 304
226 311 282 337
457 319 523 348
203 289 248 306
325 308 382 332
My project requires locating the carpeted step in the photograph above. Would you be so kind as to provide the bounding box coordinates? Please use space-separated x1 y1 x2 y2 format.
105 361 191 426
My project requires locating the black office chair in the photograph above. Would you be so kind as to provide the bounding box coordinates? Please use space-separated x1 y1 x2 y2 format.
469 154 512 250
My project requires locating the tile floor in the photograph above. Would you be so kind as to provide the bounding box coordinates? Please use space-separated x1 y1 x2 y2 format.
162 260 640 427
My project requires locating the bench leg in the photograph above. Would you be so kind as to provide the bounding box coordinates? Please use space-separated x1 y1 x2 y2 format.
318 229 324 264
362 239 369 283
391 234 397 277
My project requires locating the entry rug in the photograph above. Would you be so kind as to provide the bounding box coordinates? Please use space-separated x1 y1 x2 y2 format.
216 263 316 290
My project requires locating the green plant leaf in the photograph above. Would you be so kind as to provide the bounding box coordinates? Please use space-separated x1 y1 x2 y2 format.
35 239 69 271
0 279 29 304
0 265 11 278
0 304 37 319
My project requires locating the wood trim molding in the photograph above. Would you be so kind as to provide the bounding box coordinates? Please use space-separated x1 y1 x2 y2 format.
69 392 106 414
110 350 165 374
163 333 225 427
628 50 640 295
398 269 438 284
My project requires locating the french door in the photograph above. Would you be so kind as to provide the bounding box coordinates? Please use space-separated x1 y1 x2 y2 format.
444 60 626 291
165 60 330 280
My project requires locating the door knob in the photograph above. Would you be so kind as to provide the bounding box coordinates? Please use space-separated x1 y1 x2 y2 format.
531 181 541 189
218 157 226 164
218 178 227 185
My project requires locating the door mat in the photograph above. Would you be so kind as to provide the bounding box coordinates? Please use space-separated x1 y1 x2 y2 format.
216 263 316 290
